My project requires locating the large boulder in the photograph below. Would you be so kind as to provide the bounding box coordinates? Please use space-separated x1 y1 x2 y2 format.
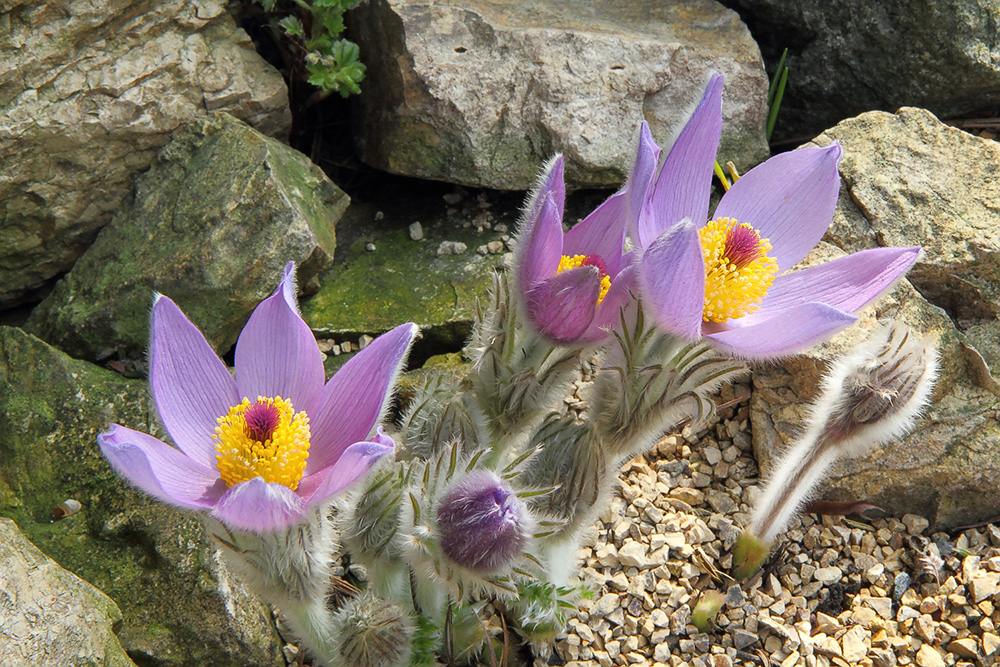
0 518 137 667
751 109 1000 530
0 326 284 667
718 0 1000 141
349 0 769 190
26 113 345 362
0 0 291 307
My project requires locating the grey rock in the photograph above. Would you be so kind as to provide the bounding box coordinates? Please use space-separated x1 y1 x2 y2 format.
26 113 344 361
0 326 284 667
0 518 137 667
719 0 1000 141
350 0 768 189
0 0 290 307
751 108 1000 530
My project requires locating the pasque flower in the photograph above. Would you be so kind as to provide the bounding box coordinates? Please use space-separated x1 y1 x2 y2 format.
630 73 921 359
436 471 532 573
100 263 418 533
513 149 656 344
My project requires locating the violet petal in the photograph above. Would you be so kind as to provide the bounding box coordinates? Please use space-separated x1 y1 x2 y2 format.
583 264 638 342
212 477 308 533
714 143 843 271
636 220 706 340
517 193 565 289
299 440 393 506
704 302 858 360
234 263 325 416
563 191 628 277
642 73 723 248
307 323 416 474
525 267 601 344
99 424 225 510
149 295 239 468
759 247 921 317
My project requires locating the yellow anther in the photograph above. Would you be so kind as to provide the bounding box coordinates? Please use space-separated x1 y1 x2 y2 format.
557 254 612 304
214 396 310 490
699 217 779 323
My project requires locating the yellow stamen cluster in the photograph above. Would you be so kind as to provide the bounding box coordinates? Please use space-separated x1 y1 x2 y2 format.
214 396 311 490
557 255 612 304
698 217 779 323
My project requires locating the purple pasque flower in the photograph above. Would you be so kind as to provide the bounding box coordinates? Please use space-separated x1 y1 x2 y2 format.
99 263 418 533
512 148 656 345
631 73 920 359
436 471 532 573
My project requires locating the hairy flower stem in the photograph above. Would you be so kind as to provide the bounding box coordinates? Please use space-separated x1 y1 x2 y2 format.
735 321 938 580
591 301 745 464
205 511 342 666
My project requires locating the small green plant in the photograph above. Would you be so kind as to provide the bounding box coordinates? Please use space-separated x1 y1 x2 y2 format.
255 0 366 98
766 48 790 142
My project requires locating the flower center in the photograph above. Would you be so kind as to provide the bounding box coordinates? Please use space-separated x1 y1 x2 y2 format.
214 396 310 490
698 217 779 323
557 254 612 304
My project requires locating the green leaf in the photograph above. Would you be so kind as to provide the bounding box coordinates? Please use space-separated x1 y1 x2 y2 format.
278 15 304 37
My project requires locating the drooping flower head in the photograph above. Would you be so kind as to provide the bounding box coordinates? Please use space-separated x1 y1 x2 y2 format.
100 263 418 533
512 146 659 345
436 471 532 573
629 72 921 359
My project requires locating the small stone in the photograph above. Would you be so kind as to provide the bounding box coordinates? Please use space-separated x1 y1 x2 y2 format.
915 644 945 667
732 628 757 650
914 614 936 644
436 240 468 255
983 632 1000 655
841 625 869 662
947 637 979 658
282 644 299 662
814 566 843 584
653 643 671 662
374 210 385 221
358 334 373 350
902 514 930 535
486 240 504 254
442 192 462 205
618 541 648 568
408 221 423 240
365 242 377 252
969 572 1000 603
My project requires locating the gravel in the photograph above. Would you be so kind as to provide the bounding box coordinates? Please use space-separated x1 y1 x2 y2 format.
547 381 1000 667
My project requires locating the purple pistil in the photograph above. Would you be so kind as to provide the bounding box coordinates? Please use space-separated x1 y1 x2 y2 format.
244 400 281 443
724 224 762 269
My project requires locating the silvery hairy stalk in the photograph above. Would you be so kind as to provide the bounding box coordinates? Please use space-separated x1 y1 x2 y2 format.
732 320 938 580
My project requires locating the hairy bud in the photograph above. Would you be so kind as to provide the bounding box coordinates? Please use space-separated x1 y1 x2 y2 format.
332 593 413 667
736 321 938 578
437 471 532 573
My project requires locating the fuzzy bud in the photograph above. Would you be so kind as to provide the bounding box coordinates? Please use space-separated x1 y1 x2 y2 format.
745 321 938 552
817 319 938 453
332 593 413 667
436 471 532 573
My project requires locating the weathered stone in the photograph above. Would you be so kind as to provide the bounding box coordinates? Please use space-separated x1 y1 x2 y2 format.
0 517 137 667
350 0 768 189
0 326 283 667
817 109 1000 325
27 113 343 361
718 0 1000 141
751 108 1000 530
0 0 290 307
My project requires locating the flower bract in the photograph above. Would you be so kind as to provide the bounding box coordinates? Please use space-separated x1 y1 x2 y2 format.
630 73 921 359
100 263 418 533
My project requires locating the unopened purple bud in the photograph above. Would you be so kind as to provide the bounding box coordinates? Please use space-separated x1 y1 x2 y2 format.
436 472 531 573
